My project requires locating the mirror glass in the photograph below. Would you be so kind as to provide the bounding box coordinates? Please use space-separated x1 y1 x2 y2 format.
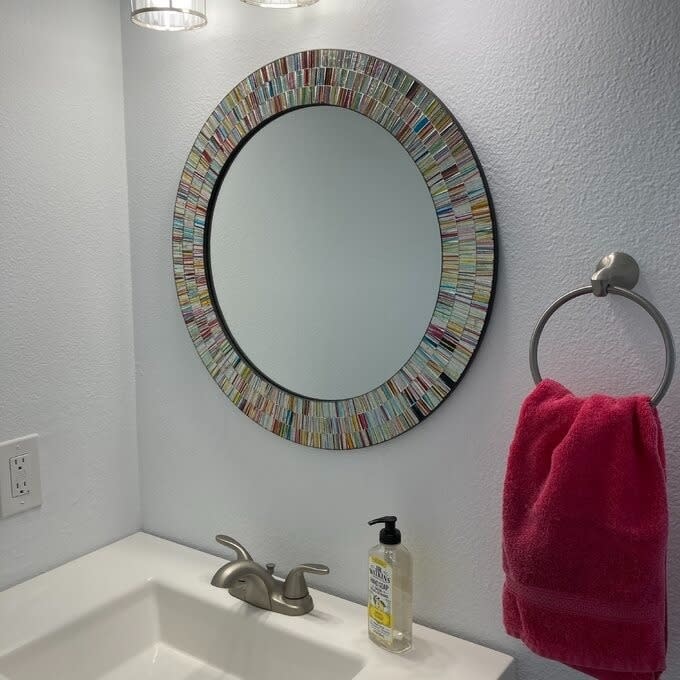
209 105 442 400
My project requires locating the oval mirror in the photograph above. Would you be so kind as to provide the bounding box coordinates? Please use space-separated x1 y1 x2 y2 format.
174 49 496 450
208 106 442 401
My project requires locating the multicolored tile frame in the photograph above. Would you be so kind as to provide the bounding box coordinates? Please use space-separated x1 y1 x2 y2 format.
173 49 496 451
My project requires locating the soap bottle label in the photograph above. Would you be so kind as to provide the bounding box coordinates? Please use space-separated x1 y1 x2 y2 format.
368 555 393 641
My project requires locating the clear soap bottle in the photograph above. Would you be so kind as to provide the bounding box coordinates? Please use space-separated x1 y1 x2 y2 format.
367 516 413 653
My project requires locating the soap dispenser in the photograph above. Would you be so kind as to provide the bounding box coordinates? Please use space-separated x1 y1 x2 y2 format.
367 516 413 653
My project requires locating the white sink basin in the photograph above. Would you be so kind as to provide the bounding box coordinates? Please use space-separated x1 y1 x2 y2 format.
0 534 514 680
0 583 362 680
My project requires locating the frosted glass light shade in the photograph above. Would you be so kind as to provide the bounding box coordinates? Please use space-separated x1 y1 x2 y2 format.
130 0 207 30
241 0 318 7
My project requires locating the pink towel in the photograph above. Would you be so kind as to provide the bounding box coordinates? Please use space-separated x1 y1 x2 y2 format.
503 379 668 679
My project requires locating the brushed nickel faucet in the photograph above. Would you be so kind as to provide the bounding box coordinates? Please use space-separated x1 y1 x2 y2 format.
210 534 329 616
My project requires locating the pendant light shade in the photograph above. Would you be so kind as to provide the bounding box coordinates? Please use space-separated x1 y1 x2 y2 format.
241 0 318 7
130 0 207 31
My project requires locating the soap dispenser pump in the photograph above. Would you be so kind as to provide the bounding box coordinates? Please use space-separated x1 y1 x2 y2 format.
367 515 413 653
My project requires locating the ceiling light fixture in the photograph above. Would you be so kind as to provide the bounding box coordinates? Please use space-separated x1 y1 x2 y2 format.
241 0 319 8
130 0 207 31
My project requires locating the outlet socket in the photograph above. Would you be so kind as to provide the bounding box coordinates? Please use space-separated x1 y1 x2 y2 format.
0 435 42 518
10 454 30 497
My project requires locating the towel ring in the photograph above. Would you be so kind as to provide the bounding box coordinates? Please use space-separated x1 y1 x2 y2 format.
529 253 675 406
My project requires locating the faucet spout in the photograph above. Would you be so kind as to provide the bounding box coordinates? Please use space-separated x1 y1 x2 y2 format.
209 534 328 615
211 560 274 610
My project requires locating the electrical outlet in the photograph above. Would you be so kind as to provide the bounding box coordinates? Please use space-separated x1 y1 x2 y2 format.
0 435 42 518
10 454 30 497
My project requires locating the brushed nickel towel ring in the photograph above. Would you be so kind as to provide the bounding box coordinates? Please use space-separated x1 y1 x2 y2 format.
529 252 675 406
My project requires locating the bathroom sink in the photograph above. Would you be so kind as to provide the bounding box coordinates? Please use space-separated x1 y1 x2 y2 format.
0 583 361 680
0 534 514 680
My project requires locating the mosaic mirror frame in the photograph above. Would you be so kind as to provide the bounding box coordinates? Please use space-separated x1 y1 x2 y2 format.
173 49 496 451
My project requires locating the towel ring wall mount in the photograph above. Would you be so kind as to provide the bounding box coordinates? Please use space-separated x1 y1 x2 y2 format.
529 252 675 406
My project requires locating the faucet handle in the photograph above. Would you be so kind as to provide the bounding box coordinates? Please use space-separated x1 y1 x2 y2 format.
283 563 330 599
215 535 253 562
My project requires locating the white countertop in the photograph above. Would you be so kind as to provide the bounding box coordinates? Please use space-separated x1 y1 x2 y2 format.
0 533 514 680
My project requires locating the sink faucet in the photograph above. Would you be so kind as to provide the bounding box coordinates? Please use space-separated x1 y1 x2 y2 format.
210 535 329 616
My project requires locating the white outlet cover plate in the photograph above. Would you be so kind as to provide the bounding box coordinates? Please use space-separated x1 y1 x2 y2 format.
0 434 42 518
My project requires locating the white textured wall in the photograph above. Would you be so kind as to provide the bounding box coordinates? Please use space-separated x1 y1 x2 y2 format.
121 2 680 678
0 0 140 589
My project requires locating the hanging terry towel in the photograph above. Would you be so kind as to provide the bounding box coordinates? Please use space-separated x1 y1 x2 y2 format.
503 379 668 679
